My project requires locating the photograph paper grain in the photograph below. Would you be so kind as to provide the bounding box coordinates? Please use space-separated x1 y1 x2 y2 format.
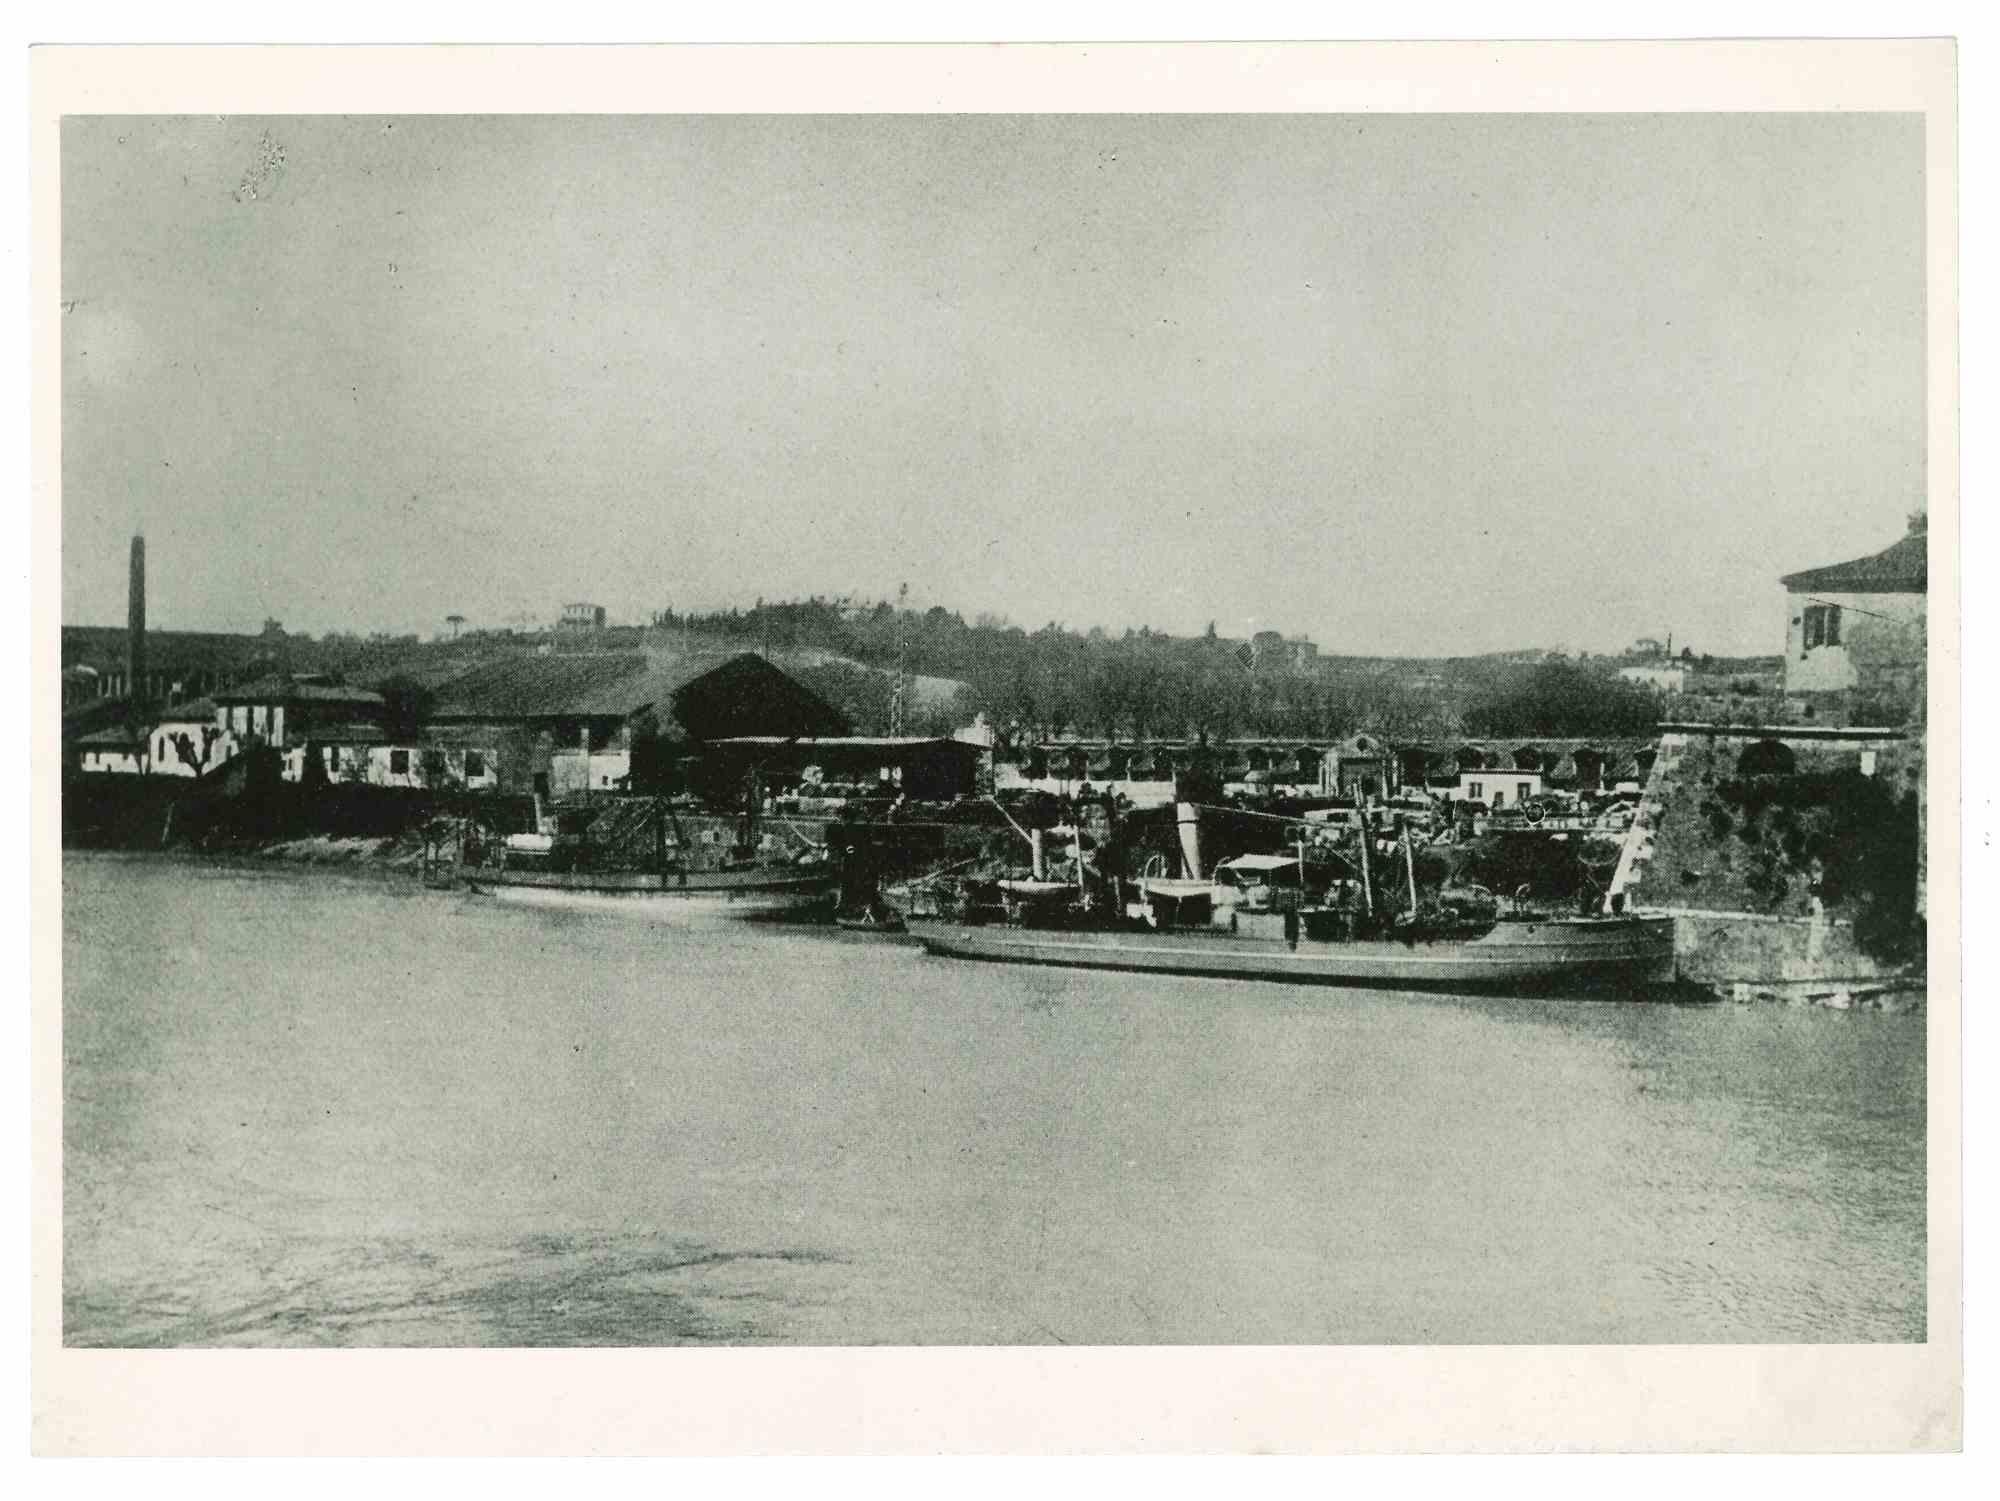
30 41 1960 1455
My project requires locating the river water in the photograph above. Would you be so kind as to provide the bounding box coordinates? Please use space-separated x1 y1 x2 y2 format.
61 853 1925 1346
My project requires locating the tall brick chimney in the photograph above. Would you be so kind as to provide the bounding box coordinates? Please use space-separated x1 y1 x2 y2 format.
127 533 146 708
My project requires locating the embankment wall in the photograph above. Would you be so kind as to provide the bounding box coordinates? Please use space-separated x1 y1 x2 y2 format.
1665 909 1918 1005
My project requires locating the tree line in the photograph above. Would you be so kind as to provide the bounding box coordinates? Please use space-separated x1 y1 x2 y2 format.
664 599 1666 744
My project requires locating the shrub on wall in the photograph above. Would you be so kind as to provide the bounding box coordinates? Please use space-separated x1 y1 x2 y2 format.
1698 766 1920 961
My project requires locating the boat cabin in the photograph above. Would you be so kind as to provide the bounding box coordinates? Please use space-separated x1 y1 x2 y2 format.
1214 853 1307 914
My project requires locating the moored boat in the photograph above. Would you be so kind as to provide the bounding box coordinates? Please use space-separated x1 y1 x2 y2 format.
463 863 835 921
919 911 1677 994
455 771 835 921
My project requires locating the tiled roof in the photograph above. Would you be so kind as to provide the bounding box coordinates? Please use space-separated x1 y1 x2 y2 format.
302 721 390 745
62 697 131 739
433 652 674 719
430 649 747 721
154 698 218 723
213 677 386 708
1779 529 1927 594
75 725 143 748
421 724 503 748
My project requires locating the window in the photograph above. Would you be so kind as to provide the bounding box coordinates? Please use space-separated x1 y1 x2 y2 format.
390 749 410 775
1518 782 1532 804
1803 603 1843 651
1467 781 1483 801
464 750 485 779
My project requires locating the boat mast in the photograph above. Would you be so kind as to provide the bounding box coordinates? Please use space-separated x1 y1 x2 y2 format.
1356 801 1375 916
1403 820 1420 920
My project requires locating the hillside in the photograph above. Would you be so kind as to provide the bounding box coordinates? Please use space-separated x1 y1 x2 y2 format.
68 589 1785 745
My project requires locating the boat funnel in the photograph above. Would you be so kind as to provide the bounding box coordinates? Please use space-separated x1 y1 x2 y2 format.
1176 802 1204 882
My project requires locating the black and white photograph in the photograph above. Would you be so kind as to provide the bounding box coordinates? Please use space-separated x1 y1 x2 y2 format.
32 39 1961 1455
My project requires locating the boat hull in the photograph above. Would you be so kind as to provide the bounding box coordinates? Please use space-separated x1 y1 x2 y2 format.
919 916 1677 995
462 867 834 921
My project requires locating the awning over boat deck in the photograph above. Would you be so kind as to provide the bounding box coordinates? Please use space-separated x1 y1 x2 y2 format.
1217 853 1307 872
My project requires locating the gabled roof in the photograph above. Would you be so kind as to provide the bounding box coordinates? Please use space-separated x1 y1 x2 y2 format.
1780 528 1927 594
426 648 851 742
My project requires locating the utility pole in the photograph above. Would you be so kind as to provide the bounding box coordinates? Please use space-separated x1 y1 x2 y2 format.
889 581 911 738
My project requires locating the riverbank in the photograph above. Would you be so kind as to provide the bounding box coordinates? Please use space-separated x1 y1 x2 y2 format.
63 772 1929 1005
62 763 444 854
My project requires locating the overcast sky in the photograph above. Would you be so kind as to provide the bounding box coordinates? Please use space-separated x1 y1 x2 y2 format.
62 113 1924 656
